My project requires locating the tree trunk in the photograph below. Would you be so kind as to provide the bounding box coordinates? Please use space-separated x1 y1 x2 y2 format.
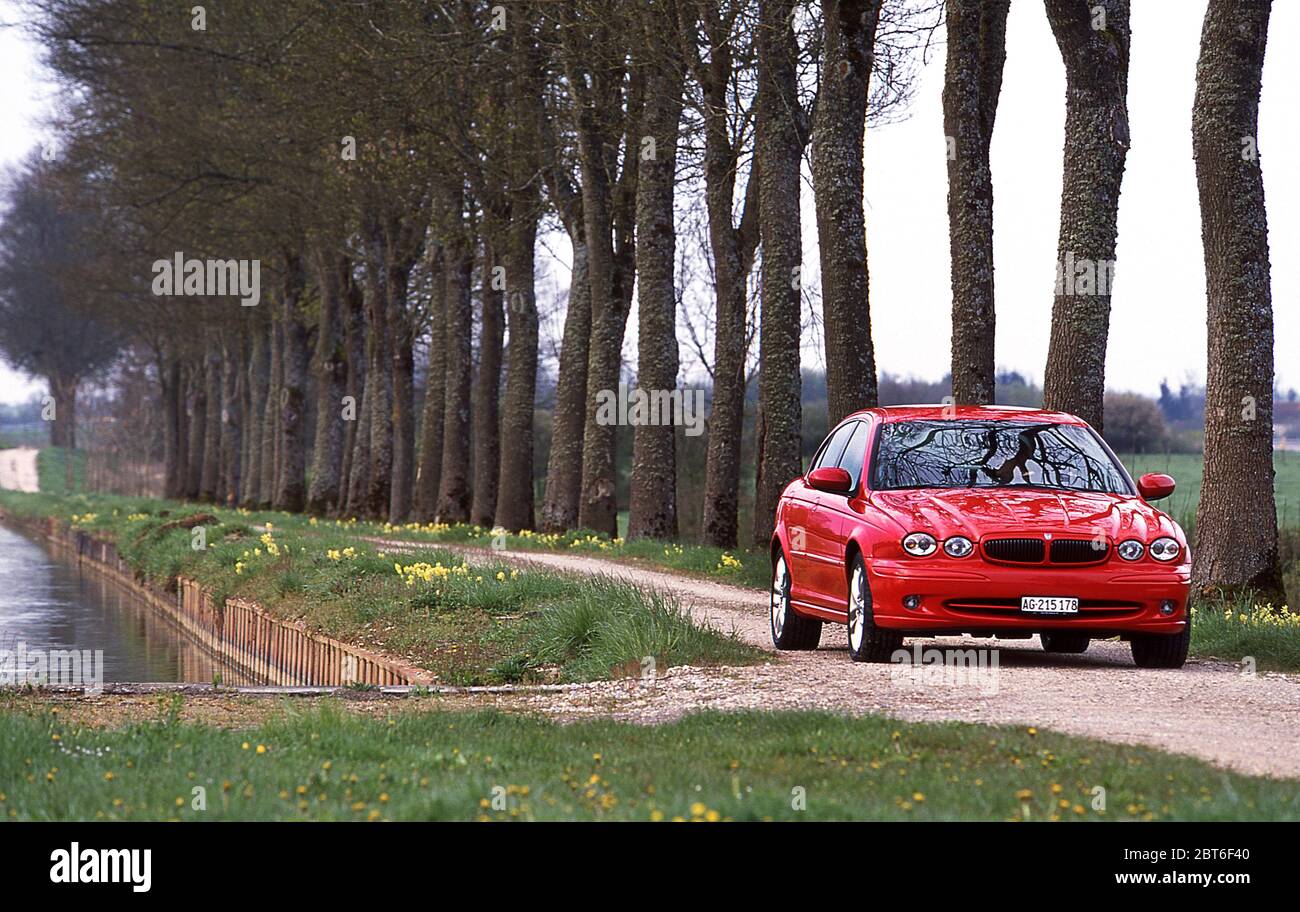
219 337 243 506
684 0 761 549
275 253 310 512
539 231 591 532
241 322 268 508
627 0 684 541
161 356 184 499
1041 0 1131 433
496 211 540 532
307 252 349 515
199 349 222 502
337 266 365 516
943 0 1008 405
258 320 281 508
752 0 804 548
387 254 417 524
361 223 393 519
1190 0 1284 603
185 363 206 500
813 0 883 423
436 200 474 523
49 374 78 451
472 241 505 527
413 244 446 523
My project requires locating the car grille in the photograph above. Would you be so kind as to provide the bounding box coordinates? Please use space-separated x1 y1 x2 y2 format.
982 537 1110 565
1050 539 1108 564
983 538 1045 563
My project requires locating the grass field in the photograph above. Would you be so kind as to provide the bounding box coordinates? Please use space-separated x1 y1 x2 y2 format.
35 447 85 495
1122 451 1300 533
0 491 760 685
1 703 1295 822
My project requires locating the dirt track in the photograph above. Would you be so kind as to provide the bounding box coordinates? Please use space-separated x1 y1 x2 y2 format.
0 447 39 493
368 537 1300 779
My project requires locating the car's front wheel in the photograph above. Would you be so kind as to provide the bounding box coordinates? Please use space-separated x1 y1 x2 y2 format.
1130 625 1190 669
1040 632 1090 654
847 553 903 663
771 549 821 650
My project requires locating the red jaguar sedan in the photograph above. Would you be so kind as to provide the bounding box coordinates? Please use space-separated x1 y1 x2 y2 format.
770 405 1192 668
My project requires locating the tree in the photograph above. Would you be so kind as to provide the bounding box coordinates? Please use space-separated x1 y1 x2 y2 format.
0 158 120 450
627 0 687 541
1041 0 1131 433
752 0 805 548
813 0 884 423
1190 0 1284 602
942 0 1008 405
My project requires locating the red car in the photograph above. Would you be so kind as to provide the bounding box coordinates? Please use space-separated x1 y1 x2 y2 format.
770 405 1191 668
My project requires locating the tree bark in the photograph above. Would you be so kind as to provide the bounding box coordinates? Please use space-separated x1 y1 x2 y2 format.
258 319 281 508
752 0 805 548
219 336 243 506
161 355 184 499
472 241 505 527
360 221 393 519
185 362 206 500
274 253 310 512
813 0 883 423
682 0 762 549
307 251 349 515
436 197 474 523
413 243 446 523
241 321 269 508
943 0 1008 405
48 374 78 451
1041 0 1131 433
1191 0 1284 602
539 228 591 532
337 265 365 516
199 348 222 502
627 0 685 541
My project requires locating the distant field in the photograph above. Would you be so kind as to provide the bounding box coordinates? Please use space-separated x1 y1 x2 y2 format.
1121 451 1300 531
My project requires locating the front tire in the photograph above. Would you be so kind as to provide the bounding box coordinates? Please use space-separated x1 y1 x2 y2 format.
771 550 821 650
1040 632 1090 654
1130 625 1190 669
846 554 903 663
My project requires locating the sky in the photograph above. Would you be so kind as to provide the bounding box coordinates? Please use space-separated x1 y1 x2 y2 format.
0 1 1295 406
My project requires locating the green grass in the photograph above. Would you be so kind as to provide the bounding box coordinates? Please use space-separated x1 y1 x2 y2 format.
0 491 761 685
0 704 1295 821
1122 451 1300 533
1189 596 1300 672
36 447 85 494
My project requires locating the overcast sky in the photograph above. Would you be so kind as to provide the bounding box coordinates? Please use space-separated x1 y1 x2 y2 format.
0 1 1295 406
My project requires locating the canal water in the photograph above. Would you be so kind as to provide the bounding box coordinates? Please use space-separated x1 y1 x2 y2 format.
0 522 251 683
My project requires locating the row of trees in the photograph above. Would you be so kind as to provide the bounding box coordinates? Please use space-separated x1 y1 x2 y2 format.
0 0 1285 600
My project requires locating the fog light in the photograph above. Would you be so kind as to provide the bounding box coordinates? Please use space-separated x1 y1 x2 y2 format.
1159 600 1177 616
903 595 921 610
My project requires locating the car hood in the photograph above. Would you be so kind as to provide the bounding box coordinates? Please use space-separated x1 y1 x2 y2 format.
866 487 1180 542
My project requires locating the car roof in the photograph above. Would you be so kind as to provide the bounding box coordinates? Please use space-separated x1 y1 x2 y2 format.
843 404 1092 427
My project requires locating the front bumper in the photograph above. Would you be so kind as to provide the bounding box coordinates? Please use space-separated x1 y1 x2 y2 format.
868 559 1190 637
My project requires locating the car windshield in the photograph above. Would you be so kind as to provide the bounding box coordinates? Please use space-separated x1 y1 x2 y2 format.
871 420 1132 494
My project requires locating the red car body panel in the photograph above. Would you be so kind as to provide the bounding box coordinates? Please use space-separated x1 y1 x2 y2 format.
771 405 1191 638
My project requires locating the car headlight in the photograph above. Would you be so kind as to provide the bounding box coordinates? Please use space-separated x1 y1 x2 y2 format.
1116 539 1145 561
943 536 974 558
902 532 937 556
1150 537 1180 561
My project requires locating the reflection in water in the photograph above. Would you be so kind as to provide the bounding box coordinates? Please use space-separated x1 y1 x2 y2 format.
0 522 254 683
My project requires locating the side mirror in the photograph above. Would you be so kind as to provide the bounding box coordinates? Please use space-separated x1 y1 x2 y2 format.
808 466 854 494
1137 472 1176 501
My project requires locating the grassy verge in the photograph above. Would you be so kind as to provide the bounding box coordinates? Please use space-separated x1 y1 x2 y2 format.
1189 596 1300 672
36 447 85 494
0 491 761 685
0 703 1294 821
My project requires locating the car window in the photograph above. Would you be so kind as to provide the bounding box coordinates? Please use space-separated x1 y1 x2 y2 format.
836 422 869 489
870 420 1132 494
811 422 856 471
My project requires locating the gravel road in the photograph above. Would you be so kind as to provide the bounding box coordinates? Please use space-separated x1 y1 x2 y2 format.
0 447 39 493
368 536 1300 779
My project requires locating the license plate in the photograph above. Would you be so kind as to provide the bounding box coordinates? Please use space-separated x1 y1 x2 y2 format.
1020 596 1079 614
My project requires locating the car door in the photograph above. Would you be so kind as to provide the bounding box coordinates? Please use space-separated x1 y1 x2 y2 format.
787 422 856 603
804 421 868 609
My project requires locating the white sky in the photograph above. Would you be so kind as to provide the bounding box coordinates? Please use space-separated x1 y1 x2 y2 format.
0 1 1295 406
